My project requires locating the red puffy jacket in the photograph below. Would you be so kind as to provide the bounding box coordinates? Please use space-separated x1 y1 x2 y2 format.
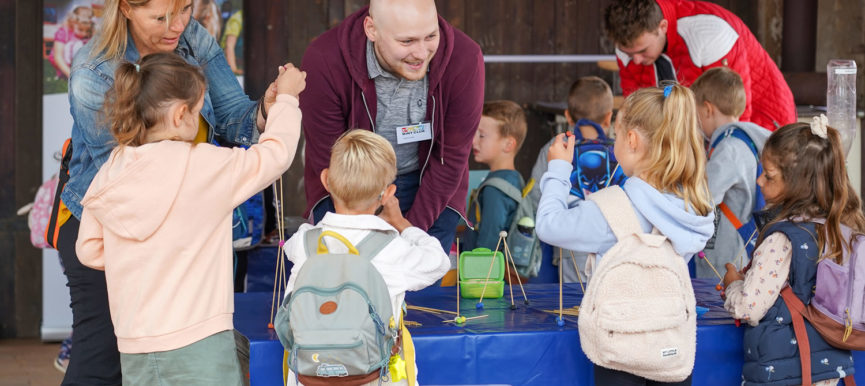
616 0 796 130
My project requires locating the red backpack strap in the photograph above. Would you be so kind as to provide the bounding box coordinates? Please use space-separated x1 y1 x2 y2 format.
780 286 812 386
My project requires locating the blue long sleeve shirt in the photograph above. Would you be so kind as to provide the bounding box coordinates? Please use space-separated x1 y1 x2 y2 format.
536 160 715 266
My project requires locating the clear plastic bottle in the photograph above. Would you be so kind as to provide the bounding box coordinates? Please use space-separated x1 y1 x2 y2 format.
826 59 857 155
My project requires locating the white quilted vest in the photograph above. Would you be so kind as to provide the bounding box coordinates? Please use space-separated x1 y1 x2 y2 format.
579 186 696 382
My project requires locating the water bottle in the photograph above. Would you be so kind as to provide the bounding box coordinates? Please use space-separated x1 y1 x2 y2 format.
827 59 857 155
511 217 535 267
516 217 535 237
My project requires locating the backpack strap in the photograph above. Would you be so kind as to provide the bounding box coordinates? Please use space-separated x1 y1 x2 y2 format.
708 126 765 256
587 186 643 240
780 286 813 386
354 230 397 262
303 228 395 262
45 138 73 249
303 228 324 257
572 119 607 141
474 176 525 224
478 176 524 202
708 126 759 159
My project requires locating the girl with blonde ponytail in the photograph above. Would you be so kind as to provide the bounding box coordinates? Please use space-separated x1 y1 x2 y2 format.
536 84 715 385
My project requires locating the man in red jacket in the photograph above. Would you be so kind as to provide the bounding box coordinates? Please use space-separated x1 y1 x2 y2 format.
604 0 796 131
299 0 485 252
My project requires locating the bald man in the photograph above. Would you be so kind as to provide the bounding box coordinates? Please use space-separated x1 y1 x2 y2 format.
299 0 484 253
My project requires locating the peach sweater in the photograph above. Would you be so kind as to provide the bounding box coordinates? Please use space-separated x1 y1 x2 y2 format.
76 95 300 353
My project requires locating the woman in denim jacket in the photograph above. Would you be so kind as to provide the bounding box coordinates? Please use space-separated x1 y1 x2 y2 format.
58 1 275 384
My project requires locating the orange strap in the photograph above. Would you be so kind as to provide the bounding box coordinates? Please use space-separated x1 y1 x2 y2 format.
781 287 812 386
719 202 743 229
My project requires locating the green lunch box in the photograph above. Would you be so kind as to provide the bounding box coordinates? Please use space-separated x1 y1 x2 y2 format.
459 248 505 299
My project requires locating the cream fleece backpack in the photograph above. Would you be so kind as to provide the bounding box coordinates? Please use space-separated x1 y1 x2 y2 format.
580 186 696 382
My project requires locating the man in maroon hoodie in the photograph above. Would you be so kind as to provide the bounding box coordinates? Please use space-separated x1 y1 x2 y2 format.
299 0 484 252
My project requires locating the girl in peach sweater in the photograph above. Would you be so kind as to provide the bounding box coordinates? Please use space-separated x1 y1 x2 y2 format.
76 52 305 385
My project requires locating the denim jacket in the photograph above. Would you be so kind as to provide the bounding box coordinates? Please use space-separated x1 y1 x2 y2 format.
63 19 259 219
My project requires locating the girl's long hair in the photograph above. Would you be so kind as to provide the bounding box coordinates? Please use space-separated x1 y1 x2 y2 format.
759 123 865 263
618 84 712 216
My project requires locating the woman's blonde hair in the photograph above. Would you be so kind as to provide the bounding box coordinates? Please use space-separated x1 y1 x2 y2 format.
92 0 187 60
619 84 712 216
327 130 397 210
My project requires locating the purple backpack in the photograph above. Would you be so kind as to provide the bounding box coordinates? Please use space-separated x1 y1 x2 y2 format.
791 222 865 350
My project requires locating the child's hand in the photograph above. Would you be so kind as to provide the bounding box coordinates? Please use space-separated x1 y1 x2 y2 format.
547 133 576 163
722 263 744 288
378 195 411 233
276 63 307 98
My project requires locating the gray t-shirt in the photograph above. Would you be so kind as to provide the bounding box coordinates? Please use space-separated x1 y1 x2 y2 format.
366 40 428 175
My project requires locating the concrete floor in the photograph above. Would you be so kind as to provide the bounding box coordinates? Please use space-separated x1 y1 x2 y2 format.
0 339 65 386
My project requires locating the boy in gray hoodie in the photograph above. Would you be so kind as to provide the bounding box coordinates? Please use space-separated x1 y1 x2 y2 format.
691 67 773 278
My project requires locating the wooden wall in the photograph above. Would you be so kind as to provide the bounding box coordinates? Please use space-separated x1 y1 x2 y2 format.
0 0 43 338
245 0 763 217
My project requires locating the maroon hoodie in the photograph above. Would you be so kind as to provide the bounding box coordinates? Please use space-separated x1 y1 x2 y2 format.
299 6 485 230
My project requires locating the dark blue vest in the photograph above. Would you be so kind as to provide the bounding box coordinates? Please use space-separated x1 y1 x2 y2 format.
742 221 854 385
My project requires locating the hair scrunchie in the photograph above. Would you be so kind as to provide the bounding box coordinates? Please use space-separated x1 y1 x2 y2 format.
810 114 829 139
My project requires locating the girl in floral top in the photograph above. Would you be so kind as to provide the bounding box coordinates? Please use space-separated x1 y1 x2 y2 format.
723 117 865 385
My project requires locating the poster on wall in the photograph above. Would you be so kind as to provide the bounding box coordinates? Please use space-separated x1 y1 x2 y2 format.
39 0 245 341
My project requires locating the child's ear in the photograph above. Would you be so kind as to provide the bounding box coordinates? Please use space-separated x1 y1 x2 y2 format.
503 136 517 153
658 19 669 35
382 183 397 202
702 101 716 118
601 111 613 130
627 129 641 151
171 102 189 128
564 110 574 126
320 169 331 193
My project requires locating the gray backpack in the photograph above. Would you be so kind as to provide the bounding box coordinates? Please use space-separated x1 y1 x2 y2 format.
472 176 542 277
274 228 397 384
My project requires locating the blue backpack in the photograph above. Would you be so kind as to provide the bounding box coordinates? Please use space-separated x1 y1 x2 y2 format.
232 191 266 250
708 126 766 257
569 119 627 199
209 138 267 250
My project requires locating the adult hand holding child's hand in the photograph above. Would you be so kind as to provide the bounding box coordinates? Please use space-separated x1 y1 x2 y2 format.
276 63 307 98
547 132 576 164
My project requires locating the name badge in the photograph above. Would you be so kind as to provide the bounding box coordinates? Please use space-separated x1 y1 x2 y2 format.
396 122 432 144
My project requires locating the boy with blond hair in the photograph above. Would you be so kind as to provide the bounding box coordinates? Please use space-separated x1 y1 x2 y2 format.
467 100 528 252
279 130 450 385
529 76 614 282
691 66 771 278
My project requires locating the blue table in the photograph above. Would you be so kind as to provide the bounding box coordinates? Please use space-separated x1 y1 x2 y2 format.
235 280 865 385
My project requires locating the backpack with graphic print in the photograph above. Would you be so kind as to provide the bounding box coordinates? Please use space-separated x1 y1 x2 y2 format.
569 119 627 199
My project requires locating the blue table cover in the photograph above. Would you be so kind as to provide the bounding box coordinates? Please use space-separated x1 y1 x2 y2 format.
235 279 865 385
